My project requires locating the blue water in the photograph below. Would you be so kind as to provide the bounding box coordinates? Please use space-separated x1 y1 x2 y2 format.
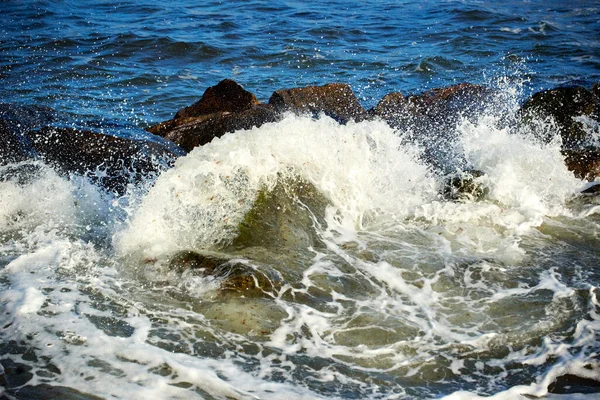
2 2 600 400
1 0 599 123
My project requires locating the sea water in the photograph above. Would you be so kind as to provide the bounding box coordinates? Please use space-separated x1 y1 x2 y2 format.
1 1 600 399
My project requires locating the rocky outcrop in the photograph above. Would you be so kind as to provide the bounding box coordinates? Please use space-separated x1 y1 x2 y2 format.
269 83 368 123
27 127 181 193
175 78 260 119
373 83 492 126
0 104 184 194
147 80 368 152
147 79 278 152
518 85 600 180
520 86 596 148
152 105 278 153
372 83 494 172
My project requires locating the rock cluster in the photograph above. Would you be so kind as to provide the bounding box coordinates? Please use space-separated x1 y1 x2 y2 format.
2 79 599 199
0 104 183 194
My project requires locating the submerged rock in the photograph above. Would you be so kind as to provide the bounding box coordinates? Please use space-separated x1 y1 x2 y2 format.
232 177 329 251
548 372 600 395
0 358 102 400
440 169 487 201
167 250 283 298
269 83 368 123
520 85 597 148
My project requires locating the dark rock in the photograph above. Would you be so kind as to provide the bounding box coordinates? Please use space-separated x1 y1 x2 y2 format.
593 82 600 119
0 119 29 164
581 182 600 194
167 251 282 298
8 384 104 400
562 147 600 181
146 79 279 152
407 82 491 117
174 79 260 119
548 373 600 395
375 83 493 172
27 127 181 193
0 358 33 389
520 86 596 148
168 251 225 274
269 83 368 123
159 104 278 153
441 169 487 201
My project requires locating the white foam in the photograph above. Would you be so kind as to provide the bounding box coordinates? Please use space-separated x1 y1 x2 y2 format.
116 114 436 260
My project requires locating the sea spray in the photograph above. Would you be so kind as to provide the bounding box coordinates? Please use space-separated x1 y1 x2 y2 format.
115 114 436 261
1 110 599 399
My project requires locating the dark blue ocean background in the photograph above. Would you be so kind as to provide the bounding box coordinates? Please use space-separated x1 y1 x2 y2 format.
3 1 600 400
1 0 599 124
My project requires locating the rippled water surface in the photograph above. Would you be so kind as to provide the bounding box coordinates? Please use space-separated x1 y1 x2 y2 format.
1 1 600 400
1 0 599 121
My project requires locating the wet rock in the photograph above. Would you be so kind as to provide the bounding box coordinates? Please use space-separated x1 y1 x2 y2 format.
440 169 487 201
407 82 491 118
562 147 600 181
156 104 278 153
548 373 600 395
27 127 181 193
167 251 282 298
371 92 408 119
269 83 368 123
520 86 597 148
232 177 329 251
0 103 57 165
373 83 493 172
146 79 277 152
217 262 279 297
174 78 260 119
168 251 225 274
581 182 600 194
0 119 29 164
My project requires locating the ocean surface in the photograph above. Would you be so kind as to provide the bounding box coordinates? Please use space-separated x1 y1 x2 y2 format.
1 1 600 399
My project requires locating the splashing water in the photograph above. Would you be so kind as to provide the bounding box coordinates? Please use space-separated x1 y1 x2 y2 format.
1 97 600 400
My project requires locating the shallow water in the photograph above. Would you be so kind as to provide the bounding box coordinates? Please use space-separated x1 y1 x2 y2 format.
1 1 600 399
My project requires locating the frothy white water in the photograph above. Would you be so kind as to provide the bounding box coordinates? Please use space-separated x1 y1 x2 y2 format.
116 114 436 260
1 111 599 399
